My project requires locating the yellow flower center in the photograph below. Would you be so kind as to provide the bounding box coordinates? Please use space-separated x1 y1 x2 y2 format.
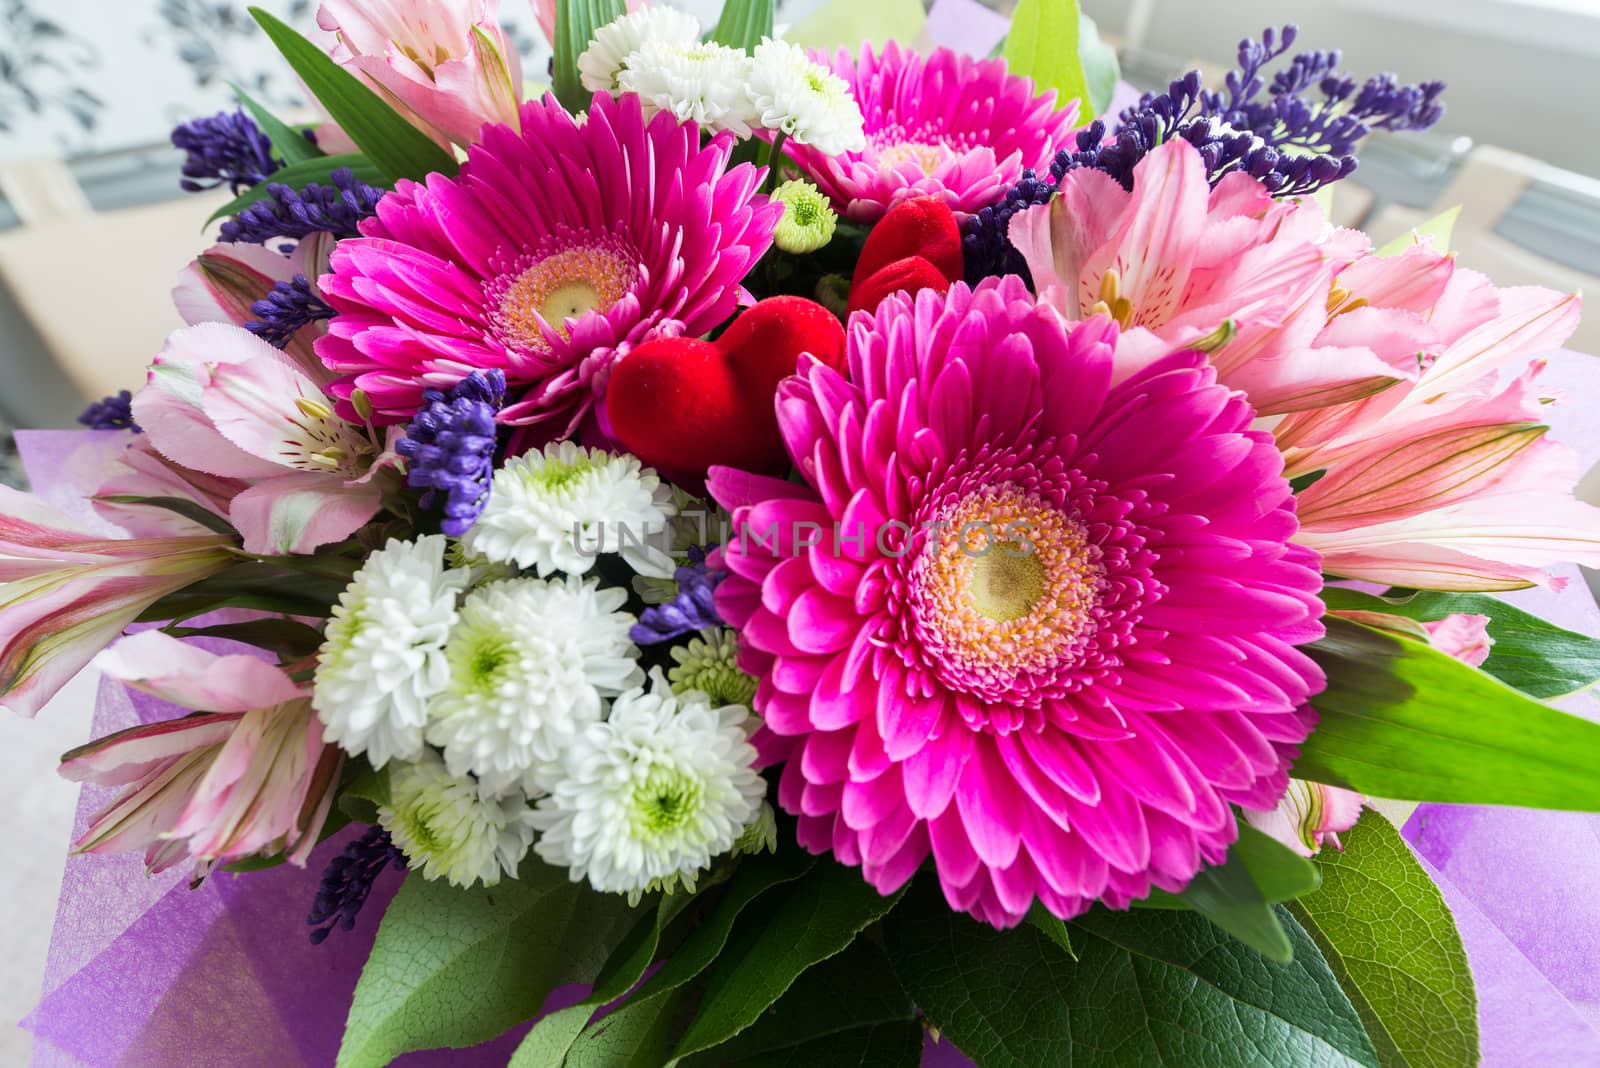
878 140 953 175
488 236 639 354
913 485 1105 681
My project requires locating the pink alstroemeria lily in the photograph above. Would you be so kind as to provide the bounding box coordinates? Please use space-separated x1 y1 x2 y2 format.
0 488 233 717
62 631 341 878
1011 139 1419 415
317 0 522 148
172 234 337 387
134 321 399 555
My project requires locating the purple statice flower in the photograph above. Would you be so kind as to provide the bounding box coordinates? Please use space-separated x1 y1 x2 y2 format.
77 389 140 432
307 825 405 944
1062 25 1444 198
396 370 506 536
960 167 1057 287
218 167 385 246
245 274 336 349
632 545 726 645
171 109 297 195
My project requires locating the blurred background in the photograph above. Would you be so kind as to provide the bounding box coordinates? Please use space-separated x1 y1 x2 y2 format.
0 0 1596 1060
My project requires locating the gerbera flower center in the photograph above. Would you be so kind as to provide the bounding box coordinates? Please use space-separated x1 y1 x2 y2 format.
870 122 972 174
912 484 1105 689
486 234 641 355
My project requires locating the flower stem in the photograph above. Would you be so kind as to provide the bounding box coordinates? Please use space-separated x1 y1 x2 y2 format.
764 132 789 194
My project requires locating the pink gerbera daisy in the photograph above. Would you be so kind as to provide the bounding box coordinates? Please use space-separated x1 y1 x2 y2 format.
709 279 1326 927
784 42 1078 223
315 93 781 433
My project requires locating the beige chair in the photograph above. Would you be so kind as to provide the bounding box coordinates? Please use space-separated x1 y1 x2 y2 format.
0 158 230 403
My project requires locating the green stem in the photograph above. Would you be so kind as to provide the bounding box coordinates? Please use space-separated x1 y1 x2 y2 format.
763 131 789 194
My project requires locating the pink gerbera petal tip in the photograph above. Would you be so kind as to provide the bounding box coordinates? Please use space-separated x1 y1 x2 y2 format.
710 279 1326 928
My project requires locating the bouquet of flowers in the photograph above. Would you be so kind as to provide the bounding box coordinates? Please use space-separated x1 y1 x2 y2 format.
11 1 1600 1064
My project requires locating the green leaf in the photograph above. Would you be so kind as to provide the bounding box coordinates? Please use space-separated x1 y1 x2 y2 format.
565 847 816 1063
1170 842 1295 962
1375 207 1460 257
1137 822 1321 917
553 0 627 113
232 83 323 165
94 495 237 536
885 875 1379 1068
713 0 774 51
249 7 457 182
1004 0 1088 116
335 858 639 1068
507 889 690 1068
204 153 386 225
1024 902 1077 959
783 0 926 51
1290 814 1478 1068
678 939 921 1067
1296 615 1600 807
672 863 909 1058
165 618 325 660
1076 13 1119 120
1322 587 1600 698
337 761 390 823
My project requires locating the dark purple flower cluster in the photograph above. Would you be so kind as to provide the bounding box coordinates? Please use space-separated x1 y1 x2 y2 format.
245 274 336 349
307 825 406 945
171 109 297 195
396 371 506 537
632 545 726 644
960 168 1057 287
965 25 1444 285
1064 25 1444 197
218 167 385 246
77 389 139 432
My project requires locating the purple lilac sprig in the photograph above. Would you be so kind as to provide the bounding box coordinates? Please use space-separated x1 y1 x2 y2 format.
964 25 1444 285
396 371 506 537
171 109 313 195
307 825 405 944
632 545 726 645
218 167 385 246
77 390 140 432
245 274 336 349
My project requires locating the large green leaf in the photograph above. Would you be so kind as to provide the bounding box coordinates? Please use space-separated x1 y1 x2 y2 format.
507 889 692 1068
249 8 457 182
1296 616 1600 807
713 0 774 51
783 0 926 51
335 859 639 1068
553 0 627 112
1004 0 1088 115
678 939 921 1067
1290 814 1478 1068
671 863 908 1058
232 83 323 165
885 875 1378 1068
1322 587 1600 698
204 153 386 225
564 847 816 1065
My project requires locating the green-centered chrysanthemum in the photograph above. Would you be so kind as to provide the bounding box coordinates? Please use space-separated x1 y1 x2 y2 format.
772 179 838 254
668 628 758 708
379 749 536 888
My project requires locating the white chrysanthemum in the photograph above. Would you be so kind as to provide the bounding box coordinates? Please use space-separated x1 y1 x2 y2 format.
531 670 764 895
746 38 866 154
314 536 467 767
579 5 702 93
464 441 677 578
380 750 537 888
617 40 759 138
425 577 643 796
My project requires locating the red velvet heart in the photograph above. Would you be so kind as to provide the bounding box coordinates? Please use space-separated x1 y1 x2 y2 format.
605 296 846 475
855 196 964 284
848 256 953 317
